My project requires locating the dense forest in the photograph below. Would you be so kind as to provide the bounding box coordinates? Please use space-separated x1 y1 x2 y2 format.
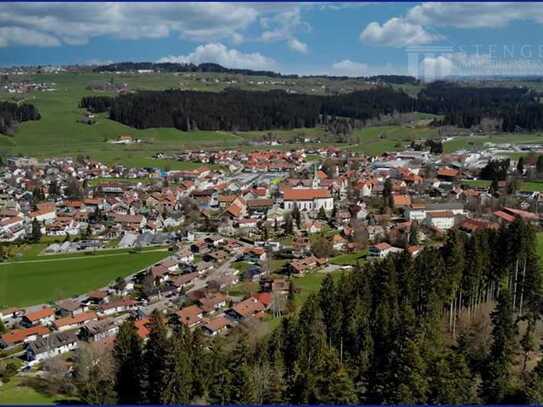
82 87 413 132
74 220 543 405
0 101 40 135
418 82 543 132
80 96 114 113
80 81 543 133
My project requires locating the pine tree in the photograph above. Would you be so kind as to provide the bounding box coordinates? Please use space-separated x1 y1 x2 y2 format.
292 206 301 230
113 319 144 404
264 350 286 404
525 352 543 403
428 352 476 404
284 213 293 235
143 311 171 403
161 334 193 404
30 218 41 243
537 155 543 175
481 288 517 403
318 206 327 221
328 365 358 404
319 274 342 347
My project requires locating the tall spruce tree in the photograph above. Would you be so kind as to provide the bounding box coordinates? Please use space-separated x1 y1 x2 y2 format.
481 288 517 403
143 311 171 403
161 332 193 404
113 319 144 404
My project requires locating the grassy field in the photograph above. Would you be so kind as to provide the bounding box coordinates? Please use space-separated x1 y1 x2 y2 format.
329 250 368 266
0 377 67 405
0 248 169 308
443 133 543 153
347 125 439 155
461 179 543 192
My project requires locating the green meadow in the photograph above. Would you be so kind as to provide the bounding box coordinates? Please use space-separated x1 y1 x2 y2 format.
0 248 169 308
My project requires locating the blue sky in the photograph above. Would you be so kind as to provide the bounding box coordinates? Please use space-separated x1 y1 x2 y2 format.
2 2 543 77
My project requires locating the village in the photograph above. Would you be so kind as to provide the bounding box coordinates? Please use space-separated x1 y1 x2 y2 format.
0 143 542 377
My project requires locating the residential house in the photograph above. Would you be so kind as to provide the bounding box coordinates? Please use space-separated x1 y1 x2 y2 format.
368 242 403 258
53 311 98 332
79 318 119 342
226 297 266 321
21 307 55 327
97 298 138 317
26 331 78 362
0 326 49 349
424 211 456 230
202 315 231 336
177 305 204 329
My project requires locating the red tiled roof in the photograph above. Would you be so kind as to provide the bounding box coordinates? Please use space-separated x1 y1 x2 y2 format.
283 188 331 201
494 210 516 223
1 326 49 346
177 305 203 327
437 167 459 177
135 318 151 339
392 194 411 207
232 297 265 318
23 307 54 323
54 311 97 329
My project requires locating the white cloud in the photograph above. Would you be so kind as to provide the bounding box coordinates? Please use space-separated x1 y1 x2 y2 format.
0 26 61 47
260 8 310 53
157 43 276 70
288 38 308 54
0 3 310 49
360 17 442 47
331 59 368 76
407 2 543 29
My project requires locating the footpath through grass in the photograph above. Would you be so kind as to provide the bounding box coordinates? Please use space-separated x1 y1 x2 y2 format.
0 249 169 308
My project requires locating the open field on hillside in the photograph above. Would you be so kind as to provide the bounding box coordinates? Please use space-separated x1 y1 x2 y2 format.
3 72 543 165
461 179 543 192
346 126 439 155
443 133 543 153
0 248 169 308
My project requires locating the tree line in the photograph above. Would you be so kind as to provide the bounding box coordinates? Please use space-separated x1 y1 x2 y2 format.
75 219 543 404
82 87 414 132
93 62 419 84
93 62 296 79
419 81 543 132
0 101 40 135
81 81 543 133
80 96 113 113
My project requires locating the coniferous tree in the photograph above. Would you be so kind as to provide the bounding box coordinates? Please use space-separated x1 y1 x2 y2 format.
161 330 193 404
319 274 342 347
31 218 42 242
481 289 517 403
143 311 171 403
292 206 301 230
264 350 286 404
525 353 543 403
113 319 144 404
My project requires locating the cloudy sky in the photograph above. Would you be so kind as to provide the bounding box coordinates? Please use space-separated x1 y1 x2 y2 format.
2 2 543 77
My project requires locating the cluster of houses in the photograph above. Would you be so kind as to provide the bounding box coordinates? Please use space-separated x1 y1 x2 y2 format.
1 143 542 370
